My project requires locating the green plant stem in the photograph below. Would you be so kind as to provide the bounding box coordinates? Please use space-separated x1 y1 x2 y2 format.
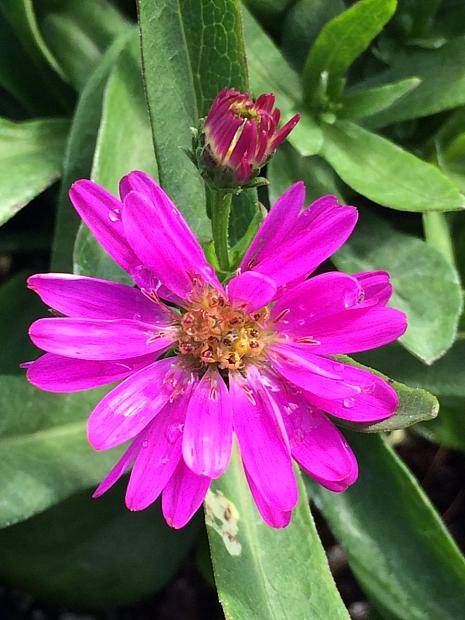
422 211 456 266
211 190 232 272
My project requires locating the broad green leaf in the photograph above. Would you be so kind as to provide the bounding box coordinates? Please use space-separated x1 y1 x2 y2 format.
140 1 242 241
394 0 442 39
242 7 323 156
0 116 69 227
36 0 129 91
366 36 465 127
206 445 349 620
0 271 43 373
0 487 198 608
268 144 464 364
302 0 397 103
334 355 438 433
0 0 73 111
281 0 345 71
51 30 132 272
308 433 465 620
321 120 465 212
339 77 420 119
416 396 465 452
73 33 156 284
0 375 120 528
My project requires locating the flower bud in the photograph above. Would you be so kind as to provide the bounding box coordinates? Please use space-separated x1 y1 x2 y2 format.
195 88 300 189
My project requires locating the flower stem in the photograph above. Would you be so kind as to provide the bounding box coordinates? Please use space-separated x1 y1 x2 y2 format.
211 190 232 272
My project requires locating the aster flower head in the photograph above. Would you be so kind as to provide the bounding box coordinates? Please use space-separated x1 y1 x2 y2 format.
195 88 300 189
26 171 406 528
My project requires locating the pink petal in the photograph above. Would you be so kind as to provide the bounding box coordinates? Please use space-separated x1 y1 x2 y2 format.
29 317 175 360
269 344 362 399
271 272 362 335
251 198 358 287
27 273 174 323
299 306 407 355
93 435 143 498
69 180 139 275
230 368 297 511
26 352 155 392
354 271 392 306
241 182 305 270
306 364 398 423
125 392 190 511
87 358 190 449
245 468 292 528
162 459 211 529
226 271 277 313
183 370 232 478
119 171 209 266
122 191 221 300
275 383 358 491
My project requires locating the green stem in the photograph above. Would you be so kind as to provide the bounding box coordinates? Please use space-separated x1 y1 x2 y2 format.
422 212 456 266
211 190 232 272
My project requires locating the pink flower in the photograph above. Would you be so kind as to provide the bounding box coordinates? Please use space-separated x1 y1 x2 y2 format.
197 88 300 188
25 172 406 528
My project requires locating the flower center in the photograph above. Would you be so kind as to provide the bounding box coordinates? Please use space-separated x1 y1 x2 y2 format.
232 100 260 122
177 287 270 370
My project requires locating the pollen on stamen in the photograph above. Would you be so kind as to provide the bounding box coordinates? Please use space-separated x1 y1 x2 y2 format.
176 286 273 370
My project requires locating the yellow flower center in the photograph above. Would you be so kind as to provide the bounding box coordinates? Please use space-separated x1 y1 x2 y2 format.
232 101 260 121
177 287 271 370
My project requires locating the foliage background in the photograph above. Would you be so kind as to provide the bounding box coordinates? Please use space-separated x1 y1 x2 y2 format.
0 0 464 618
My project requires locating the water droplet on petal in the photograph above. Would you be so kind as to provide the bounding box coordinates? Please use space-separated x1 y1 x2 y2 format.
343 397 355 409
142 440 149 448
361 383 375 394
165 423 184 444
332 361 344 373
161 456 169 464
108 208 120 222
343 288 357 309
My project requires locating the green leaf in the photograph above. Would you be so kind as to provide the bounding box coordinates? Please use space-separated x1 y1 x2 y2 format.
0 271 44 373
281 0 345 72
0 486 198 608
394 0 442 40
242 7 323 156
302 0 397 103
206 445 349 620
36 0 129 91
0 0 73 111
321 120 465 212
339 77 421 119
50 30 133 272
0 116 69 227
334 355 438 433
229 189 259 247
268 144 464 364
416 396 465 452
335 209 463 364
423 211 456 264
0 375 121 528
366 36 465 127
307 433 465 620
73 32 156 284
139 1 245 241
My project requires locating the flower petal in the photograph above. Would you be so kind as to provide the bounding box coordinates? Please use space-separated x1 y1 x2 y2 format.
26 352 155 392
93 435 143 498
271 272 362 334
122 190 220 299
87 358 190 449
269 344 361 399
230 367 297 511
299 306 407 355
244 468 292 528
69 180 138 275
162 459 211 529
27 273 174 323
226 271 277 313
275 383 358 491
183 370 232 478
354 270 392 306
306 364 398 423
125 393 190 511
29 317 175 360
241 182 304 270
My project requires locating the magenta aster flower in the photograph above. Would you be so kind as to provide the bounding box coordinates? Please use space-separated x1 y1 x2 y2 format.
197 87 300 188
25 172 406 528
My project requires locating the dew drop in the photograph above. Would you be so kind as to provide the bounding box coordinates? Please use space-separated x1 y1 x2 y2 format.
108 208 120 222
361 383 375 394
165 422 184 444
142 440 149 448
343 288 357 309
343 397 355 409
161 456 169 465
